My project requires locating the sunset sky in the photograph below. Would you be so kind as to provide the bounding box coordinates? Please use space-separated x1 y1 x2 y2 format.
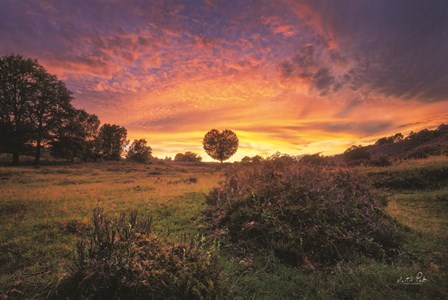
1 0 448 161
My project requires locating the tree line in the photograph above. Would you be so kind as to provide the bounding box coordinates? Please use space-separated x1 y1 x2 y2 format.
0 54 153 164
1 54 240 164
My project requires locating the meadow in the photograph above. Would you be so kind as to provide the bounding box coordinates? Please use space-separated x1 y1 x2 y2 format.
0 157 447 299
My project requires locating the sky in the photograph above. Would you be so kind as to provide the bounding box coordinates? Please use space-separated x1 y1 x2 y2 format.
1 0 448 161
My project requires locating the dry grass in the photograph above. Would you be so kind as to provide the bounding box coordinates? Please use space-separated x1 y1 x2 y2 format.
0 161 223 297
355 155 448 173
387 189 448 236
1 158 447 299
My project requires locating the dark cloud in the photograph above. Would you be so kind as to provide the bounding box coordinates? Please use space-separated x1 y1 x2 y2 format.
313 68 334 91
397 122 423 129
334 99 360 118
279 42 352 95
323 121 392 136
298 0 448 102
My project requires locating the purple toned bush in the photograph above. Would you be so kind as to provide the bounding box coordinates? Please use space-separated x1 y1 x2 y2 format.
205 161 401 267
56 208 221 299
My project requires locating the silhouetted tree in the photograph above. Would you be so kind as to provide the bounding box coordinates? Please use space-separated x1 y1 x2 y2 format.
251 155 264 163
437 124 448 134
240 155 264 164
240 156 252 163
344 145 371 162
50 136 85 162
0 54 76 164
127 139 152 163
300 153 327 165
32 69 72 164
97 124 128 160
174 151 202 162
407 129 433 142
77 111 101 162
203 129 238 163
0 55 39 164
267 152 297 163
50 109 100 162
375 133 404 145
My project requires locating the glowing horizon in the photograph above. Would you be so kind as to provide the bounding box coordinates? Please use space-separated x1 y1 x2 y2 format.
1 0 447 162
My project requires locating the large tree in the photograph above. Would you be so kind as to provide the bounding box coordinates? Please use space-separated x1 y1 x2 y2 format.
50 108 100 162
203 129 238 163
0 54 74 164
32 69 72 163
0 55 39 164
97 124 128 160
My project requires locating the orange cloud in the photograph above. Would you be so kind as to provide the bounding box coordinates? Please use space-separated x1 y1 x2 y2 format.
2 0 447 162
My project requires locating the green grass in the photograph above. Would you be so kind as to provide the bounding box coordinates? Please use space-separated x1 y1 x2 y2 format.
0 161 222 298
357 156 448 191
1 158 447 299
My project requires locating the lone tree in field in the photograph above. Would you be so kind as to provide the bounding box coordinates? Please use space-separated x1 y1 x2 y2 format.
127 139 152 163
203 129 238 163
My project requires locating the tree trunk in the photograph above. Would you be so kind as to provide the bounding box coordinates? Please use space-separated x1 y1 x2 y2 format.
34 139 41 164
12 151 19 165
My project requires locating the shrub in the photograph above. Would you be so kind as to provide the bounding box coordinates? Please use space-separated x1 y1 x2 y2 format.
240 155 264 164
205 161 401 267
405 146 440 160
299 153 328 166
369 166 448 190
174 152 202 162
369 156 392 167
56 208 221 299
344 145 371 163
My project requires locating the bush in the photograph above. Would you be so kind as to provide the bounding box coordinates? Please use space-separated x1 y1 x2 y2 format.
174 152 202 162
240 155 264 164
405 146 440 160
299 153 328 166
369 156 392 167
344 145 371 164
56 208 221 299
205 161 401 267
369 166 448 190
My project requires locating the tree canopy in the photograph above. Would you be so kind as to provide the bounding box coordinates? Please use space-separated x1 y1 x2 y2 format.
0 54 136 164
127 139 152 163
0 54 59 163
344 145 371 162
203 129 238 163
97 124 129 160
50 109 100 162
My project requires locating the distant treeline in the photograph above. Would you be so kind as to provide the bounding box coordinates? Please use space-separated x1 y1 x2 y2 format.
375 124 448 145
0 54 153 164
236 124 448 167
312 124 448 166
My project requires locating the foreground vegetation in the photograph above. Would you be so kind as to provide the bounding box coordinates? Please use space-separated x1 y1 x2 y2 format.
1 157 447 299
205 162 401 266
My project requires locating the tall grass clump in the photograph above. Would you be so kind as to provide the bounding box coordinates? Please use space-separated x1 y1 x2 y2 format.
205 161 402 267
56 208 221 299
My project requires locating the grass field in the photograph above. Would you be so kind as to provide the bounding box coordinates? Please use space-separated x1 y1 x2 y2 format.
0 158 447 299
